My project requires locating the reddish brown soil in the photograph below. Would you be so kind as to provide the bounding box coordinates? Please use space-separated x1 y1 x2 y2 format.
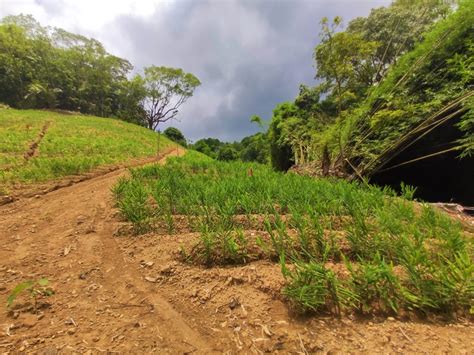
0 150 472 354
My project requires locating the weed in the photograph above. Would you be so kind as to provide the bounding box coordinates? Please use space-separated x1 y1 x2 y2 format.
188 226 250 266
116 180 152 233
7 278 53 312
400 182 417 200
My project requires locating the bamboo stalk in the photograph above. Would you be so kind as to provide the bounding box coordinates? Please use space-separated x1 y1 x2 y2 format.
366 105 467 174
375 145 462 173
361 91 473 175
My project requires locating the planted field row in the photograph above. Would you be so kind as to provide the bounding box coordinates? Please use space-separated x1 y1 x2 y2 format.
0 109 174 186
114 152 473 316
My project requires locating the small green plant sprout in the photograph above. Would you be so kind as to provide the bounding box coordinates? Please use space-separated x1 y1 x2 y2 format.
400 182 417 200
7 278 53 312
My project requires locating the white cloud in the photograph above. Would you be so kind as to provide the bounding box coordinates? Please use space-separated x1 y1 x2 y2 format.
1 0 175 58
0 0 168 50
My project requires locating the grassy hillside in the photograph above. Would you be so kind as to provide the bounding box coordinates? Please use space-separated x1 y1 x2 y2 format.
114 152 473 316
0 108 174 190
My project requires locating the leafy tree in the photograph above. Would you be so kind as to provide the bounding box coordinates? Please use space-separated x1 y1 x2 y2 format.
164 127 187 146
192 133 269 164
0 15 136 119
115 75 147 126
240 133 269 164
193 138 223 159
347 0 452 84
140 66 201 130
217 146 238 161
250 114 265 128
0 23 36 106
314 17 378 114
1 14 47 37
193 141 213 157
268 102 298 171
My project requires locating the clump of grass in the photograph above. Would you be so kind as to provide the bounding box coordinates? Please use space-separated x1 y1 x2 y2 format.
113 179 152 234
283 261 357 315
345 254 402 314
400 249 474 313
184 226 250 266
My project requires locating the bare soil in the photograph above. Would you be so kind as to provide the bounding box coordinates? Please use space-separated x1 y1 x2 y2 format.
0 150 472 354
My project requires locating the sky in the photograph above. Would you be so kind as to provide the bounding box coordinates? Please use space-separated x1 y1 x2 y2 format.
1 0 390 142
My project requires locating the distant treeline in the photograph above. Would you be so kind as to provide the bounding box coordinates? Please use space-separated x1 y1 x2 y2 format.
0 15 201 129
192 133 269 164
163 127 269 164
0 15 145 122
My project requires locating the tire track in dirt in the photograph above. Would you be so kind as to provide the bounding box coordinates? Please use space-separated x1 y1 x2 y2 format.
0 148 218 353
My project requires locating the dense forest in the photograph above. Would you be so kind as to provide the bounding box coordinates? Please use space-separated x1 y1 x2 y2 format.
0 15 200 128
265 0 472 173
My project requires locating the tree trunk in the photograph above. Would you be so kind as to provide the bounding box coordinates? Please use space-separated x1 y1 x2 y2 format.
322 145 330 176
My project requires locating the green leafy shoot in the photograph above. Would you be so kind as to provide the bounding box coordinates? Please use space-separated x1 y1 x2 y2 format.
7 278 53 310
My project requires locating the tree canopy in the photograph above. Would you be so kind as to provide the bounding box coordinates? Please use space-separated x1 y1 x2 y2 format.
141 66 201 130
217 146 239 161
0 15 134 118
163 127 187 147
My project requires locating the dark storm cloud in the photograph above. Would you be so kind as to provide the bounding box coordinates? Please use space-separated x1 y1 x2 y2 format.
106 0 390 141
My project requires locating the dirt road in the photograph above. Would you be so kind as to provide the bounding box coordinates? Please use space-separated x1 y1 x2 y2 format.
0 149 472 354
0 149 218 353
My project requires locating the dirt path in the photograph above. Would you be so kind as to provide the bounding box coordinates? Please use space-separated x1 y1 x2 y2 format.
0 149 218 353
0 149 472 354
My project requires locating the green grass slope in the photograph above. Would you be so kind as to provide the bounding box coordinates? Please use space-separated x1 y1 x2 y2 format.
0 108 174 190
